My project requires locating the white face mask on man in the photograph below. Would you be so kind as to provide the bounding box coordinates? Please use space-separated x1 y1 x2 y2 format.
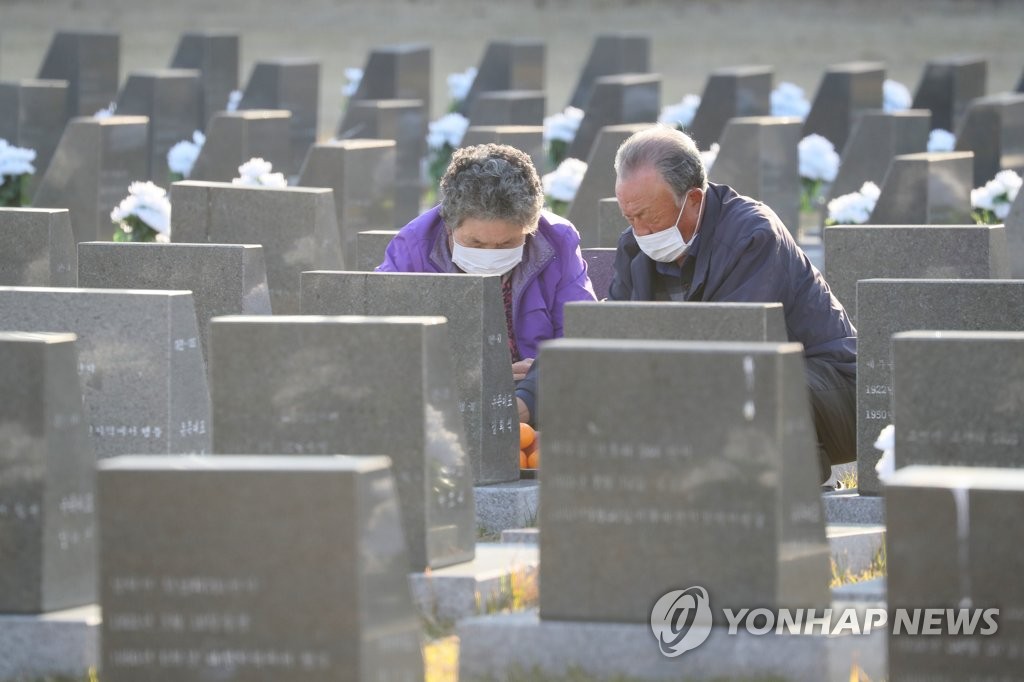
451 241 524 276
631 190 703 263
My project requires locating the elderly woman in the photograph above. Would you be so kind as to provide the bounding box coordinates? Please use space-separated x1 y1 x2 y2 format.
377 143 597 423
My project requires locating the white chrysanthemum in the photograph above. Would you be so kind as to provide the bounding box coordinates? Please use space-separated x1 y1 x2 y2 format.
873 424 895 482
542 157 587 203
883 79 912 112
0 139 38 178
543 106 584 143
166 130 205 178
94 102 117 119
427 112 469 150
701 143 720 173
232 157 287 188
971 185 996 212
110 181 171 233
658 94 701 129
225 90 243 113
341 68 363 97
771 82 810 119
447 67 477 103
992 169 1023 202
927 128 956 152
798 134 840 182
827 181 880 225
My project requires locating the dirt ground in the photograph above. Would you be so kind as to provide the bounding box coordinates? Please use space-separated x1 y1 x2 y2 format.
1 0 1022 138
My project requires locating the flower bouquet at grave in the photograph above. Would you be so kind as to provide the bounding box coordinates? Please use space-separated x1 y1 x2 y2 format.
426 112 470 192
971 170 1022 225
225 89 243 112
542 106 583 170
658 94 701 133
111 181 172 242
825 181 881 226
0 139 37 207
542 157 587 217
771 82 810 119
798 133 840 213
927 128 956 152
883 79 912 112
167 130 205 182
232 157 288 188
447 66 477 112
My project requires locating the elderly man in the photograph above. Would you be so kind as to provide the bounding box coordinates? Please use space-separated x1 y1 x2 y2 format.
610 126 856 483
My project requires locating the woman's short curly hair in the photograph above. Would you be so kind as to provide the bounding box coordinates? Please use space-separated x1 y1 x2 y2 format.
439 144 544 234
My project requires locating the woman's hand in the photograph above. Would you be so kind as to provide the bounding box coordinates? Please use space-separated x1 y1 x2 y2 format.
517 397 531 424
512 357 535 382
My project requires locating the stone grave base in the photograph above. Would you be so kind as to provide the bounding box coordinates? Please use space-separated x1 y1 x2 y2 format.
408 543 538 624
0 605 100 680
459 604 887 682
501 527 538 544
474 479 539 535
831 577 886 603
823 489 885 525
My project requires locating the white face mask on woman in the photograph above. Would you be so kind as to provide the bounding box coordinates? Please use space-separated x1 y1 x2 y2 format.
451 241 524 276
631 190 703 263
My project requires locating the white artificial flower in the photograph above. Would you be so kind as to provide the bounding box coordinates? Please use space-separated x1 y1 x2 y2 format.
883 79 912 112
226 90 243 113
0 139 38 177
826 181 881 225
341 68 363 97
658 94 701 129
995 202 1012 220
426 112 469 150
798 134 840 183
927 128 956 152
94 102 117 119
110 181 171 234
873 424 895 483
232 157 287 188
542 157 587 203
971 185 996 212
543 106 584 143
860 180 881 203
166 130 206 178
447 66 477 104
771 82 810 119
993 169 1023 202
701 143 720 173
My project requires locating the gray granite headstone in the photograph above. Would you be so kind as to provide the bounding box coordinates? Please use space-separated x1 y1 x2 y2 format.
538 338 828 623
0 208 76 286
0 332 95 613
342 44 431 123
468 90 545 127
297 139 396 270
337 99 426 226
802 62 885 151
0 79 70 195
893 331 1024 472
32 116 149 243
458 39 545 115
357 229 399 271
0 287 211 457
688 65 773 148
238 59 320 175
168 32 240 129
563 300 788 342
596 198 626 249
77 242 272 362
567 74 660 161
869 151 974 224
954 92 1024 185
114 69 204 183
36 31 119 117
581 247 616 300
300 271 519 486
98 455 424 682
886 465 1024 680
188 110 291 183
710 115 801 233
912 56 988 132
856 279 1024 495
568 34 650 110
208 315 476 571
1008 189 1024 277
460 125 545 175
823 224 1009 323
567 123 652 246
827 109 931 202
170 180 342 314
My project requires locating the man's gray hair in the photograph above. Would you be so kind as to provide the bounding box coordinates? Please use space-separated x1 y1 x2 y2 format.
440 143 544 233
614 125 708 201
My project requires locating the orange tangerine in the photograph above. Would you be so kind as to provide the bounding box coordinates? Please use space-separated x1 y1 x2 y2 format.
526 450 539 469
519 423 536 449
520 450 529 469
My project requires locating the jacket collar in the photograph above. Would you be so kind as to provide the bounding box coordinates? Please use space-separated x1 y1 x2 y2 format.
688 183 725 299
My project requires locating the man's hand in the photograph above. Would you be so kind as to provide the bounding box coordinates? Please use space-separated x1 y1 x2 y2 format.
512 357 535 382
517 397 531 424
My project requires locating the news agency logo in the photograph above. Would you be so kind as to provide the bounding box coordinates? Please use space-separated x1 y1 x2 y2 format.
650 586 1000 658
